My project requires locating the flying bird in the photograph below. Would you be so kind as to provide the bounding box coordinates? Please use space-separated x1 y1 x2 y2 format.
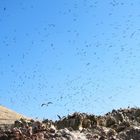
57 115 61 120
41 102 53 107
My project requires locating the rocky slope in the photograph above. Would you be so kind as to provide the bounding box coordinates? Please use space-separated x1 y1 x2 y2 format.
0 106 27 125
1 107 140 139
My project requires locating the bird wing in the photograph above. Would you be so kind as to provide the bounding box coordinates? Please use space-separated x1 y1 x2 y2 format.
41 103 46 107
47 102 53 104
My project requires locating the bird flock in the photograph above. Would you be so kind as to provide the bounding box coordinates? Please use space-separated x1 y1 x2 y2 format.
0 0 140 120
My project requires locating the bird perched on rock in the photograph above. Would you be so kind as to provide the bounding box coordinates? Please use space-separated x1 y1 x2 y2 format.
41 102 53 107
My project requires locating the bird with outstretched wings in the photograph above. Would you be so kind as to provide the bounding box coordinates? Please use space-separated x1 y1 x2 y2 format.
41 102 53 107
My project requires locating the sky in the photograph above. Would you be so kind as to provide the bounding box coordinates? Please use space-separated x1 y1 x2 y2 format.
0 0 140 120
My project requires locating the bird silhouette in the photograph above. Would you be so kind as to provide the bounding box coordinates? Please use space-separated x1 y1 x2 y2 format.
41 102 53 107
57 115 61 120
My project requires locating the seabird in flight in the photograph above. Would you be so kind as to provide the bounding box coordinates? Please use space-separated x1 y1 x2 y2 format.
41 102 53 107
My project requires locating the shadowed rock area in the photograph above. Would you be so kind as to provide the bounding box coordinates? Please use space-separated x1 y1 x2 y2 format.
1 107 140 139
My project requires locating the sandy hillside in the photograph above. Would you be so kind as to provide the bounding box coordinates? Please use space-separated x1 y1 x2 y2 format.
0 105 27 124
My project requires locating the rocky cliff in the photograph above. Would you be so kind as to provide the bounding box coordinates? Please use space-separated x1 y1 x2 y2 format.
1 107 140 139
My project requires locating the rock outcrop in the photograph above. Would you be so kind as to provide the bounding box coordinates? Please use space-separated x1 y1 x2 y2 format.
1 107 140 139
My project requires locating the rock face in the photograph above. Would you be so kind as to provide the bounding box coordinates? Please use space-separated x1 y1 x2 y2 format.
1 107 140 139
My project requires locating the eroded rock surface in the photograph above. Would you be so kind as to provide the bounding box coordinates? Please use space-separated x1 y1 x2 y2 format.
1 107 140 140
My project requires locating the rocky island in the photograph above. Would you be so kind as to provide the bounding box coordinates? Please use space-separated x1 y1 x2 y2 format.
1 106 140 140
